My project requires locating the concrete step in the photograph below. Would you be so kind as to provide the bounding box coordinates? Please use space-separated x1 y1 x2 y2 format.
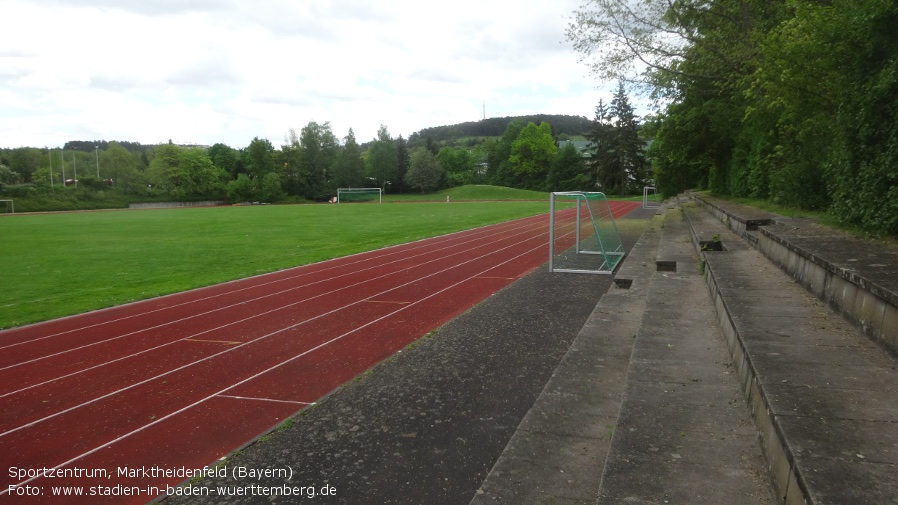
596 206 775 504
691 193 898 355
683 201 898 504
470 214 664 504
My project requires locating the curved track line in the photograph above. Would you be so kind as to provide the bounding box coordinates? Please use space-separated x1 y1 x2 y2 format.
0 214 544 351
0 219 554 438
2 233 549 496
0 217 544 372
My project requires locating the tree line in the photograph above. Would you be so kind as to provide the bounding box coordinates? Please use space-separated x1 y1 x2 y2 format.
1 103 650 207
568 0 898 235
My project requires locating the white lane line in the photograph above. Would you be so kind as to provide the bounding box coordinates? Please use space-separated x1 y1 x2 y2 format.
1 234 549 496
0 217 544 372
0 224 551 436
0 221 547 401
0 214 542 351
216 395 313 406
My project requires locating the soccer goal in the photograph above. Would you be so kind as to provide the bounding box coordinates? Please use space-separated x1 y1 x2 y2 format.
0 199 13 214
337 188 382 204
549 192 624 275
643 186 660 209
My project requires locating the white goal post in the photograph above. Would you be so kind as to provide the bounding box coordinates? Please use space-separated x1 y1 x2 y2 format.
0 199 13 214
336 188 382 204
643 186 660 209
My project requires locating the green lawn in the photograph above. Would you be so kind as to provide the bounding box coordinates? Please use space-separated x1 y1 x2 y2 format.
385 185 551 202
0 201 549 329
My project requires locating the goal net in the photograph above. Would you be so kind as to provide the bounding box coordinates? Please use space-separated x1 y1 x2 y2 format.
549 192 624 275
336 188 382 204
643 186 660 209
0 199 13 214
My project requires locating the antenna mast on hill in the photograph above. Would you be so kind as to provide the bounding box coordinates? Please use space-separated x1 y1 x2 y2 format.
483 100 487 121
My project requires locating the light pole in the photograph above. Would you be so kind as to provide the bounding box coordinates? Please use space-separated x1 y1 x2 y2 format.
95 146 100 178
73 149 77 186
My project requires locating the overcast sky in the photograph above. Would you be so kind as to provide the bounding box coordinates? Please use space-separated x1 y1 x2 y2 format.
0 0 622 149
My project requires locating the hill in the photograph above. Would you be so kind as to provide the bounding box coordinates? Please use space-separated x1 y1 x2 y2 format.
407 114 590 147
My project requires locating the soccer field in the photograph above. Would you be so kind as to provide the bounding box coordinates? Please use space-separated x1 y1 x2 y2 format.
0 202 548 329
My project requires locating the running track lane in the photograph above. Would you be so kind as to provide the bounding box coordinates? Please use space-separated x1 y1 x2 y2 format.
1 201 640 504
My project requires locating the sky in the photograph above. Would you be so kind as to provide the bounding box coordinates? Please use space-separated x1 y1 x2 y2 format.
0 0 624 149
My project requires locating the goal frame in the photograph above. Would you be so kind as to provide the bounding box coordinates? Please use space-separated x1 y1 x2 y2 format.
548 192 624 275
0 199 13 214
643 186 660 209
336 187 382 204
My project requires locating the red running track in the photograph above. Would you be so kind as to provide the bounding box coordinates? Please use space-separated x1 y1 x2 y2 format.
1 202 640 504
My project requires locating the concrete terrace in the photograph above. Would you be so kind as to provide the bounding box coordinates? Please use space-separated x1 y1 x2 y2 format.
475 194 898 504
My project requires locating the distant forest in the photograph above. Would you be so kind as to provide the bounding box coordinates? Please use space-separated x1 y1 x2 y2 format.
2 111 636 212
52 114 591 155
408 114 591 145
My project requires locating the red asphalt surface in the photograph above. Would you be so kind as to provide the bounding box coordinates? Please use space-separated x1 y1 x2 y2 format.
1 201 640 504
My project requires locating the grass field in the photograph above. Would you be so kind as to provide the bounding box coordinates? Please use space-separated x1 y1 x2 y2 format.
0 200 550 329
386 185 551 202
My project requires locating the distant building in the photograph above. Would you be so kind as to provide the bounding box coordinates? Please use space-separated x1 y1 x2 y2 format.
557 140 593 158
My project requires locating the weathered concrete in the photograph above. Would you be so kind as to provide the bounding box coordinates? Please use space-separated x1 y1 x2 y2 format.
470 214 662 505
692 192 898 356
691 193 776 240
596 205 775 505
683 202 898 505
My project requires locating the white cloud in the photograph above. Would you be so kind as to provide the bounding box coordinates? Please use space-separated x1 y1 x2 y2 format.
0 0 625 149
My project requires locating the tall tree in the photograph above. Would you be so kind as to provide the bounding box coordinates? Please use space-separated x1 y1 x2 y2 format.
298 121 338 198
366 125 398 191
332 128 366 189
395 135 410 193
279 129 303 197
100 142 141 193
244 137 276 181
586 99 613 190
145 144 182 193
208 143 243 179
547 143 586 191
438 146 477 187
608 83 648 194
509 122 557 190
405 148 444 193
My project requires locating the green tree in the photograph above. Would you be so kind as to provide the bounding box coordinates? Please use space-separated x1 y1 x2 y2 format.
227 173 255 202
8 148 42 183
208 143 243 179
607 83 648 194
438 147 477 187
277 135 303 198
396 135 410 193
100 142 141 194
405 148 444 193
366 125 398 191
146 145 224 198
332 128 366 189
145 144 183 194
244 137 276 181
509 122 557 190
0 164 20 185
292 121 339 198
178 148 226 197
487 120 525 187
547 143 586 191
586 99 613 190
259 172 285 202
